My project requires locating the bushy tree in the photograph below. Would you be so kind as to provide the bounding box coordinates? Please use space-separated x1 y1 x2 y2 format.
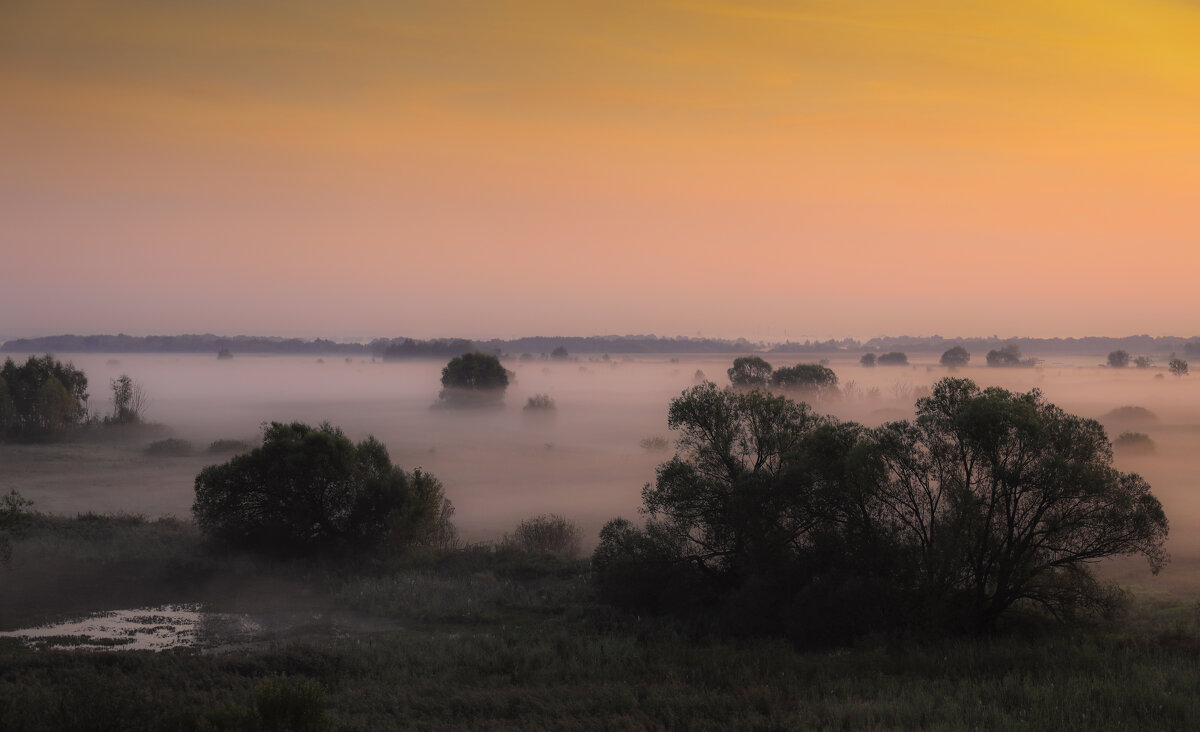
940 346 970 368
1169 358 1189 377
986 344 1023 367
872 379 1167 630
727 356 772 387
769 363 838 398
1107 350 1130 368
1134 356 1153 369
877 352 908 366
0 355 89 441
507 513 582 556
860 353 876 367
193 422 454 556
594 378 1168 641
438 352 509 406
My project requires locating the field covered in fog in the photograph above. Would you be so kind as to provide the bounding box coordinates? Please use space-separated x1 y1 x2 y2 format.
4 350 1198 558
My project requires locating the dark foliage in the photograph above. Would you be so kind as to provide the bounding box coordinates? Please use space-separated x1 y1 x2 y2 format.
727 356 773 387
144 438 193 457
193 421 454 556
1108 350 1130 368
594 379 1168 643
986 344 1027 367
877 352 908 366
438 352 509 406
860 353 876 367
940 346 971 367
1114 431 1156 455
0 355 89 441
507 514 583 557
769 363 838 397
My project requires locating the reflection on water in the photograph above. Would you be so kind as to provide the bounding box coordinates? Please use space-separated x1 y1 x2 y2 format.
0 604 396 652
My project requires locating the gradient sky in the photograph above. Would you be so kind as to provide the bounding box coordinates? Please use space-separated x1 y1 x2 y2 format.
3 0 1199 340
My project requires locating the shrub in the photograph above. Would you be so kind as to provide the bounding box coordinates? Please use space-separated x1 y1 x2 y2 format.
1 490 33 567
438 352 508 407
877 352 908 366
770 363 838 397
1108 350 1131 368
207 438 252 454
940 346 970 368
1114 432 1156 455
860 353 876 367
1102 406 1159 428
523 394 556 411
639 436 669 451
507 514 583 557
193 421 454 556
145 438 193 457
727 356 772 387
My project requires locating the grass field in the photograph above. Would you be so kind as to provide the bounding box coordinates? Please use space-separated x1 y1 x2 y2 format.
3 513 1200 731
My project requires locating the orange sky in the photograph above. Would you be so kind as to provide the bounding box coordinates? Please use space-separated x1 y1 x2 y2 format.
3 0 1199 340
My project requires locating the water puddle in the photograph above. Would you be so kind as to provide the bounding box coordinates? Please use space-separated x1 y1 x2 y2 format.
0 604 399 652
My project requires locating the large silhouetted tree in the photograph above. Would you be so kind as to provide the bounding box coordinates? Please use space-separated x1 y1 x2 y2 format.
0 355 89 441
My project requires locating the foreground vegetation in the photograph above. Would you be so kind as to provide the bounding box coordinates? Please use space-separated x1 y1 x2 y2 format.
2 513 1200 731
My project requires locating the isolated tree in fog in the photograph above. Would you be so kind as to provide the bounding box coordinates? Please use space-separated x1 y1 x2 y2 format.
940 346 970 368
860 353 876 367
727 356 772 387
1169 358 1189 377
770 363 838 398
1134 356 1153 369
438 352 509 406
877 352 908 366
193 421 454 555
1107 350 1130 368
550 346 569 360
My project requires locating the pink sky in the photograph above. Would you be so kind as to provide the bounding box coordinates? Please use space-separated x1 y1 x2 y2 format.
3 0 1200 340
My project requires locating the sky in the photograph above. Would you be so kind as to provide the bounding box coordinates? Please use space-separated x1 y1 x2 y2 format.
3 0 1200 341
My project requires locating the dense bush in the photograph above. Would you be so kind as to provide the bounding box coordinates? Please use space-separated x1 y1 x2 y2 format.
860 353 876 367
940 346 970 367
727 356 772 387
438 352 509 407
193 422 455 556
769 363 838 398
145 438 193 457
523 394 556 412
594 379 1168 643
1114 431 1156 455
877 352 908 366
1108 350 1131 368
507 514 583 557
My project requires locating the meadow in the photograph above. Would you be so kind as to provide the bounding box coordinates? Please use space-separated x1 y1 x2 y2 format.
2 351 1200 729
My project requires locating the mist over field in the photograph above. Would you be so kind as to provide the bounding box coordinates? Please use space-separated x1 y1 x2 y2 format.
7 350 1198 564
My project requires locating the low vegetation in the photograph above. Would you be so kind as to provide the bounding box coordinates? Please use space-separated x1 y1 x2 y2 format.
505 513 583 557
523 394 556 412
1114 431 1157 455
144 437 193 457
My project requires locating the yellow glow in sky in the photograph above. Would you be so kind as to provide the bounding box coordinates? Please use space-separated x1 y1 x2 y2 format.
3 0 1199 338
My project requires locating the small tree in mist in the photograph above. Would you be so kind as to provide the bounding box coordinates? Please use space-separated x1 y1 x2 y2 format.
0 490 33 568
108 374 149 424
860 353 876 367
1107 350 1131 368
438 352 509 407
986 344 1025 367
727 356 772 387
193 422 454 556
877 352 908 366
1134 356 1153 368
1169 357 1189 377
940 346 970 368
